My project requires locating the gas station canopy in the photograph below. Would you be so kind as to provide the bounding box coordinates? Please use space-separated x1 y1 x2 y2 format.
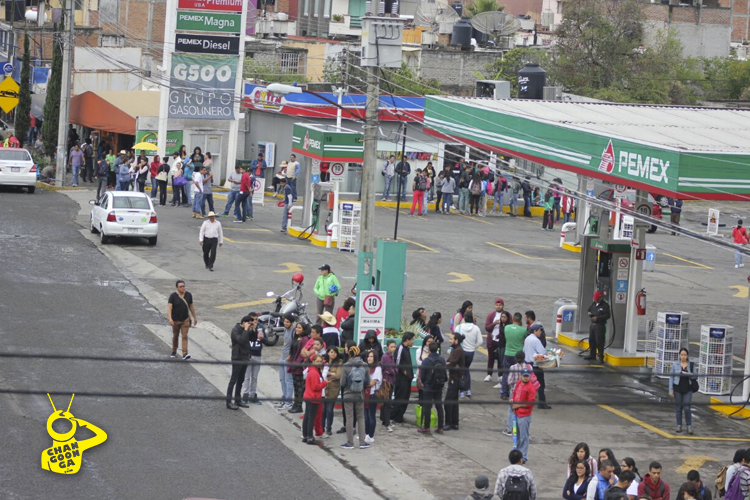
424 97 750 200
291 123 364 163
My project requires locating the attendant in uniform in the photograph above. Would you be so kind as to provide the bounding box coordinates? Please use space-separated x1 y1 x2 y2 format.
585 291 611 364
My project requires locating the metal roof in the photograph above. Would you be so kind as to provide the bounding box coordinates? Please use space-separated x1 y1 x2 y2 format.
440 97 750 154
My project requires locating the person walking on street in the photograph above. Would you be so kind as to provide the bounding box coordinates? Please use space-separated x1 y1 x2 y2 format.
68 143 84 187
524 323 551 409
494 449 537 499
521 177 532 217
484 298 506 382
314 264 340 319
167 280 197 360
199 212 223 272
242 322 272 405
670 347 697 434
382 155 396 200
226 314 255 410
191 166 205 218
395 156 411 201
279 178 292 232
340 346 371 449
586 291 611 363
455 311 482 397
445 333 465 430
410 168 427 216
733 220 748 268
502 313 527 399
201 167 215 215
302 354 327 444
512 367 536 462
638 462 670 500
669 198 683 235
390 332 416 424
418 341 446 434
235 166 252 223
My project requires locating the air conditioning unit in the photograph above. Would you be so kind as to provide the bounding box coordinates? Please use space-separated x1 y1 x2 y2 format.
543 85 563 100
475 80 511 99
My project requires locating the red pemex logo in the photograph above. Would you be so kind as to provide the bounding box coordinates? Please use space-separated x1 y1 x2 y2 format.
303 132 310 150
598 140 615 173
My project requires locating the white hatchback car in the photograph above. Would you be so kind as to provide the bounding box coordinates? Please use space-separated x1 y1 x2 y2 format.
0 148 37 193
89 191 159 245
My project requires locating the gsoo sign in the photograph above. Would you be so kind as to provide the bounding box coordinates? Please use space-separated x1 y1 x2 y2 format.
169 53 237 120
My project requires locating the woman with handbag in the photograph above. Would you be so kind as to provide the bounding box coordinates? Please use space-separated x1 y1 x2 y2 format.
156 157 170 206
669 347 698 434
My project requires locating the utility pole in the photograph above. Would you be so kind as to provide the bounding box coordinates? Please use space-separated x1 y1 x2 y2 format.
55 0 74 187
394 121 406 240
157 0 177 157
224 0 249 185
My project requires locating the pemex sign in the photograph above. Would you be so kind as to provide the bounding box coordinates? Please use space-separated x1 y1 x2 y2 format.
598 139 671 185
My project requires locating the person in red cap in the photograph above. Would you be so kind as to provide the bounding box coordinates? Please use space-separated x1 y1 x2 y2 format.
586 291 611 363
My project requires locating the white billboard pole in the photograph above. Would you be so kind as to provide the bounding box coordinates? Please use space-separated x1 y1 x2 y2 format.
157 0 177 157
224 1 248 185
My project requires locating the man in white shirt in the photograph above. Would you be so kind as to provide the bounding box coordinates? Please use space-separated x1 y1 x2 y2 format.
192 166 206 219
199 211 223 272
221 165 243 217
524 324 550 410
286 154 300 202
382 155 396 201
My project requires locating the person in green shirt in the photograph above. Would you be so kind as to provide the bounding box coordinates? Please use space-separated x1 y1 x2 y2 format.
501 312 527 399
106 149 117 188
313 264 341 323
542 188 555 231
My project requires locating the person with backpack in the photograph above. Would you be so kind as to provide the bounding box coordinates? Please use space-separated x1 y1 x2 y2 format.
587 460 619 500
339 346 371 449
409 168 427 216
382 155 396 201
521 177 532 217
467 474 501 500
686 470 712 500
606 471 637 500
721 449 747 497
638 462 670 500
418 341 446 434
724 449 750 500
468 172 483 216
390 332 416 424
733 220 748 268
494 449 537 499
669 347 697 434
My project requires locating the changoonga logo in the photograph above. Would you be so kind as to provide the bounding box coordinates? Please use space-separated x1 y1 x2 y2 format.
41 394 107 475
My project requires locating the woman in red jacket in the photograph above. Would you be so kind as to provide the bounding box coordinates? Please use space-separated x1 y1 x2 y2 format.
303 354 327 444
149 155 160 200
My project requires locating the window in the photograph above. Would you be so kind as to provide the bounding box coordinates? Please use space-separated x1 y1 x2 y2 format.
279 53 301 74
303 0 309 16
323 0 331 18
113 197 152 209
0 150 32 161
313 0 319 16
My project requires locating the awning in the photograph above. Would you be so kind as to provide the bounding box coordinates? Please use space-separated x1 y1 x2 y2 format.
69 91 160 135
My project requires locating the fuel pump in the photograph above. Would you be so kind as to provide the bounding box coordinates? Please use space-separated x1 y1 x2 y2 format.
596 251 612 299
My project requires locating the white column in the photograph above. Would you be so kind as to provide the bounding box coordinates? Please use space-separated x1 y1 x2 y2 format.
623 189 646 354
156 0 177 157
225 4 249 185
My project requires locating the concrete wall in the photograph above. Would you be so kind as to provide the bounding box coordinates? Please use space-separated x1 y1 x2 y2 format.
644 20 730 58
419 48 502 96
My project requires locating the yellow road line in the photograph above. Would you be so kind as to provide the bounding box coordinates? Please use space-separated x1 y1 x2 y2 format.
654 264 705 269
223 236 304 247
454 212 494 225
215 297 276 310
486 242 578 262
662 252 713 270
222 227 272 232
599 404 748 441
399 237 439 254
491 242 559 249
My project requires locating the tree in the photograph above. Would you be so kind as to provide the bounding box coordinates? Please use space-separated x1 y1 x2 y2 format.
465 0 504 17
41 31 63 158
15 30 31 147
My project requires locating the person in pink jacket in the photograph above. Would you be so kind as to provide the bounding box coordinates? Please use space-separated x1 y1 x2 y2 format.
733 219 748 268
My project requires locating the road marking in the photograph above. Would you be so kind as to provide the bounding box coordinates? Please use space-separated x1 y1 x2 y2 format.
215 297 276 310
447 272 474 283
398 237 439 254
661 252 713 270
676 455 717 474
730 285 749 298
223 236 304 247
599 405 749 441
454 213 494 225
486 242 578 262
274 262 304 273
491 242 558 249
223 227 272 232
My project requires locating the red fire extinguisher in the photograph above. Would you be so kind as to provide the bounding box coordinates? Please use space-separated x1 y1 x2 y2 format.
636 288 647 316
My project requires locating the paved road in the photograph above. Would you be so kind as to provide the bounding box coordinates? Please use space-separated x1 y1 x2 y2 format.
0 187 342 500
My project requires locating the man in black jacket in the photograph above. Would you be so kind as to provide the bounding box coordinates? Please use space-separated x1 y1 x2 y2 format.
418 342 447 433
586 291 611 363
521 177 532 217
445 333 465 430
226 314 255 410
395 158 411 201
390 332 415 423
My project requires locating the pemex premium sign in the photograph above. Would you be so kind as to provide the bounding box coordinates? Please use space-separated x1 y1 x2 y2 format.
178 0 243 11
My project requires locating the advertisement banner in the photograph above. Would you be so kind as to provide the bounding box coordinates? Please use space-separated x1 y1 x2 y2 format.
175 33 240 55
176 11 242 33
169 53 237 120
178 0 242 11
135 130 184 152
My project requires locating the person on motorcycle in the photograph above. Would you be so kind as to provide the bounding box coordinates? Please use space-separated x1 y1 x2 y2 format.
314 264 341 322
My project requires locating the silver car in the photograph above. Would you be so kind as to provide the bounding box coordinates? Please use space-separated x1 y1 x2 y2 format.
0 148 36 193
89 191 159 245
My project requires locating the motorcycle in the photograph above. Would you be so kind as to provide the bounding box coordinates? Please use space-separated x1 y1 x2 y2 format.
256 274 312 346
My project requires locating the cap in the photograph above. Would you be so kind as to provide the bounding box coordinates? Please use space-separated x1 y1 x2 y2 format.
593 290 603 302
529 323 542 332
495 298 504 305
319 264 331 271
521 368 531 376
207 211 217 217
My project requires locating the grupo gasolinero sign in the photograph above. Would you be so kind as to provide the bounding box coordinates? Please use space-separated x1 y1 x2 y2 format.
175 33 240 55
291 123 364 163
178 0 242 11
176 10 242 33
169 53 237 120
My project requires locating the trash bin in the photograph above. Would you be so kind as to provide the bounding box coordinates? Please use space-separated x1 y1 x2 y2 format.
552 298 576 336
644 244 656 272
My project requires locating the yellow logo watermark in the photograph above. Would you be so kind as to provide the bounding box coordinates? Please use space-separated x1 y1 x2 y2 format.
41 394 107 474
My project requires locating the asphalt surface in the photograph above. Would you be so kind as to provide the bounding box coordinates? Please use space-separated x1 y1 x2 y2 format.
0 186 341 500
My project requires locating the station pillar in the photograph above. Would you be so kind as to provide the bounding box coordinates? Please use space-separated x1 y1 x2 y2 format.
623 189 648 354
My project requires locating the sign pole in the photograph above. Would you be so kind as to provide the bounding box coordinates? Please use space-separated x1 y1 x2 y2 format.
225 0 248 186
156 0 177 158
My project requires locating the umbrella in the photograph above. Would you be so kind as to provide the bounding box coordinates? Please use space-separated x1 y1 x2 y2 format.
133 141 159 151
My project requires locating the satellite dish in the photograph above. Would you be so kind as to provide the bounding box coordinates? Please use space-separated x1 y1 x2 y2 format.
415 0 460 31
470 11 521 37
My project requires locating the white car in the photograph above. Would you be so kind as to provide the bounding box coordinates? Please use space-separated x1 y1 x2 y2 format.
89 191 158 245
0 148 37 193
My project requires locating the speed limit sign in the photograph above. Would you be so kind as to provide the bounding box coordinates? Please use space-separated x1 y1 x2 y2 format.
614 184 627 199
330 162 345 182
357 290 386 341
